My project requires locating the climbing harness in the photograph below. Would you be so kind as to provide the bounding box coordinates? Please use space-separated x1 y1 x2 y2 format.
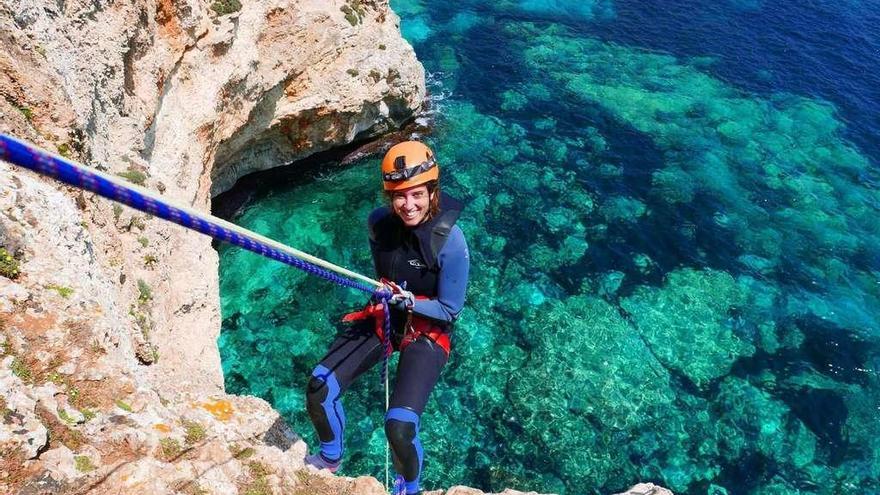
0 133 407 492
342 291 452 356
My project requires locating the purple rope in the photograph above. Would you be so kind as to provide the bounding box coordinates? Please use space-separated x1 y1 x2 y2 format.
381 298 393 384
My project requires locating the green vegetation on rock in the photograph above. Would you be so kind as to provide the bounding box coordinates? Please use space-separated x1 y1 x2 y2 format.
117 169 147 186
137 279 152 305
74 455 95 472
114 399 133 413
0 248 20 279
10 357 32 383
340 1 367 26
183 420 207 445
47 284 74 298
211 0 241 16
159 437 182 460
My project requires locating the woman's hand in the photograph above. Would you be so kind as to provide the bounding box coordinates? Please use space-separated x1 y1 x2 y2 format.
384 280 415 310
389 290 415 310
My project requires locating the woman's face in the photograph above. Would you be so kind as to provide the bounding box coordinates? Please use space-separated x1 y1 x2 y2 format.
391 185 432 227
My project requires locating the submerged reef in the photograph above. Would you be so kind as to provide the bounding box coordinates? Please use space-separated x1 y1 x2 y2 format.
621 268 754 387
218 11 880 495
514 0 615 21
391 0 614 48
517 23 880 333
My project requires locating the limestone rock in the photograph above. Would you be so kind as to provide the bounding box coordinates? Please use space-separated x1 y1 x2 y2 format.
0 360 49 459
0 278 28 313
1 0 423 401
614 483 675 495
39 446 79 482
207 0 425 195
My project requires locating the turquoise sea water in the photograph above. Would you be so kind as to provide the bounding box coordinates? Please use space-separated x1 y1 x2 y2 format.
215 1 880 493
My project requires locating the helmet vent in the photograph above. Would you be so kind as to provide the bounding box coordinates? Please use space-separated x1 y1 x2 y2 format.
394 156 407 170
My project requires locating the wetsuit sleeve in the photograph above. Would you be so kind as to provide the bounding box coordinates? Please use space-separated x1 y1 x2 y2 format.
368 207 389 242
367 207 389 276
412 225 469 323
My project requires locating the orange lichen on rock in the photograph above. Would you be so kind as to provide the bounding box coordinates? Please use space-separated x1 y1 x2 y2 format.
201 399 234 421
155 0 183 42
153 423 172 433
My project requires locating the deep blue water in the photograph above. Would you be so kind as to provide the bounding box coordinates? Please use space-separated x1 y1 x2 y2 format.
598 0 880 162
441 0 880 160
217 1 880 494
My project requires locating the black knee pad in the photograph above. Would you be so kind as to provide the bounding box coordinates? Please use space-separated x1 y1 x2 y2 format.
385 419 420 479
385 419 417 450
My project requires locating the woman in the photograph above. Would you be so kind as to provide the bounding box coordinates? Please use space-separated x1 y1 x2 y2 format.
304 141 470 495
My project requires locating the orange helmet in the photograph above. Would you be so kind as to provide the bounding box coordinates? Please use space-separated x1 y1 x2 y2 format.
381 141 439 191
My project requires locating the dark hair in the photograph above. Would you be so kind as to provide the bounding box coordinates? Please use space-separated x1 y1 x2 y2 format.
385 180 441 222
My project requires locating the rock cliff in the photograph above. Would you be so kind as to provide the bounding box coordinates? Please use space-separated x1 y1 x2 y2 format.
0 0 670 493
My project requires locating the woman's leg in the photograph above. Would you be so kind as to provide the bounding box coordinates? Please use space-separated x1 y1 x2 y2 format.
385 336 448 494
305 320 383 464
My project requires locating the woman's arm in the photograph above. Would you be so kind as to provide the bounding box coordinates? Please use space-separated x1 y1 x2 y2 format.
412 226 470 323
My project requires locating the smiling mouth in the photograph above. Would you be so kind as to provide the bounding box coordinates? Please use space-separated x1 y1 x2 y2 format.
402 211 419 220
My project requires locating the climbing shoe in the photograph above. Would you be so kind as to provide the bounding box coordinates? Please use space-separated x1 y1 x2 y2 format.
391 474 406 495
304 452 341 473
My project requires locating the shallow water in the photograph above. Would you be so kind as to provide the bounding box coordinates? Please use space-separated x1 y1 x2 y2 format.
216 1 880 493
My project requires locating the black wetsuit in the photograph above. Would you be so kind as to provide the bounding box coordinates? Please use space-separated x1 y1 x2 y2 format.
305 194 470 495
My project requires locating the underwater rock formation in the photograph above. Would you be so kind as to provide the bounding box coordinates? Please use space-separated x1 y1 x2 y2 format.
216 7 879 492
